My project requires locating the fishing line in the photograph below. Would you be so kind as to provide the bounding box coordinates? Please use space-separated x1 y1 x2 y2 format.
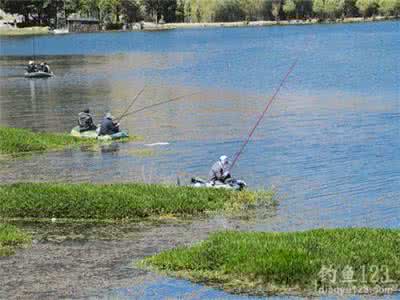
229 37 313 171
116 86 146 122
121 91 201 118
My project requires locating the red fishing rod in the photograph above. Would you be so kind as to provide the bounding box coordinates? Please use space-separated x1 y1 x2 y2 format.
229 42 310 171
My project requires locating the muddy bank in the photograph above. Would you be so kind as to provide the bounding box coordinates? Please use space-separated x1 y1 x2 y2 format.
0 218 253 299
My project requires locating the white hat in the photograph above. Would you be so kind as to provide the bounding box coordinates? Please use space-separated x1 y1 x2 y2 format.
29 61 34 64
219 155 228 163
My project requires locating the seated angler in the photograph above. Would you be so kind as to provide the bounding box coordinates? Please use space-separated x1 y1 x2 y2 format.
78 108 97 132
26 61 37 73
42 62 50 73
208 155 231 184
99 113 120 136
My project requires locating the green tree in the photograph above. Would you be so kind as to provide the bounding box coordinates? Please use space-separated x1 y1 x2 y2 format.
189 0 218 22
313 0 345 19
313 0 325 18
176 0 186 21
142 0 176 23
161 0 177 22
271 0 282 21
99 0 122 22
183 0 191 21
80 0 101 18
356 0 379 17
325 0 345 18
120 0 143 22
283 0 296 18
141 0 162 22
65 0 82 16
215 0 245 21
344 0 359 17
378 0 400 16
295 0 313 19
239 0 265 20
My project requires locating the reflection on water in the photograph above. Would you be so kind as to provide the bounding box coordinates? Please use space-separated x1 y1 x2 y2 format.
0 21 399 299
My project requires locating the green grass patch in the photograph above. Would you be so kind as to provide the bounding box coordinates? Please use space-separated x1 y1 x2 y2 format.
0 126 97 154
0 183 274 220
0 224 31 256
141 228 400 296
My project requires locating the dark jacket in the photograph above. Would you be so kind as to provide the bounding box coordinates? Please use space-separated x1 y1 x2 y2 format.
26 65 37 73
99 117 119 136
78 112 96 131
42 64 50 73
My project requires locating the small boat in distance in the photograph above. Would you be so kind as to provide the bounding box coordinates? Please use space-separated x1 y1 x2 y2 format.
24 71 54 78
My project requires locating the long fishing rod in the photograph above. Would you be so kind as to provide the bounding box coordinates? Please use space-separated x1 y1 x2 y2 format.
229 41 311 171
115 86 146 122
119 91 201 118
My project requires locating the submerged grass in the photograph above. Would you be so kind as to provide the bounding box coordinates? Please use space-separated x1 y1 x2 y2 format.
0 224 31 256
0 127 95 154
141 228 400 296
0 183 275 220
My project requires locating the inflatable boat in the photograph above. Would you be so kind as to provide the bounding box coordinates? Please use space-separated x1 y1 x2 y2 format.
190 177 247 191
24 71 54 78
70 126 129 141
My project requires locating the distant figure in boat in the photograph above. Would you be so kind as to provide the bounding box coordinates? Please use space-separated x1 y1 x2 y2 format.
209 155 231 184
78 108 97 132
99 113 120 136
39 62 51 73
26 61 37 73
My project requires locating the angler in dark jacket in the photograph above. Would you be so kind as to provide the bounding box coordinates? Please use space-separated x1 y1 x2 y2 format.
99 113 120 136
208 155 231 183
78 108 97 132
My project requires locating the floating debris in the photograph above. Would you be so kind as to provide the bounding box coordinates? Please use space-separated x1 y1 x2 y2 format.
144 142 170 147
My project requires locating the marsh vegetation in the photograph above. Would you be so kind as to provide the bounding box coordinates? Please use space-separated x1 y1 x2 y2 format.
0 224 31 256
142 228 400 296
0 183 275 220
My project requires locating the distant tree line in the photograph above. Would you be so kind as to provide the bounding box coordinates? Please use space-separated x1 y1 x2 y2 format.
0 0 399 26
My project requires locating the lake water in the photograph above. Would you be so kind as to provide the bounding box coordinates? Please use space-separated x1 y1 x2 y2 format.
0 21 399 299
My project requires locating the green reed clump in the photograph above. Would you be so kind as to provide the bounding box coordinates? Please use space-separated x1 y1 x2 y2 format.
0 126 96 154
0 183 272 220
142 228 400 295
0 224 31 256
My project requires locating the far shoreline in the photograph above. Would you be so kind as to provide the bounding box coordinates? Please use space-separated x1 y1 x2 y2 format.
163 15 398 30
0 16 398 37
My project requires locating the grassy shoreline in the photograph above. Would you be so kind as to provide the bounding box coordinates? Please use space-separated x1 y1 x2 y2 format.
0 127 138 155
141 228 400 296
0 127 95 155
0 26 49 36
0 183 275 220
0 224 31 256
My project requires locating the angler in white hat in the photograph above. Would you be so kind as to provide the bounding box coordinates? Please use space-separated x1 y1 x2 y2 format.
26 60 37 73
208 155 231 184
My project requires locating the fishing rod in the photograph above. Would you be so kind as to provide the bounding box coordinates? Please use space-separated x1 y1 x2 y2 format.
115 86 146 122
229 39 312 171
119 91 201 119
